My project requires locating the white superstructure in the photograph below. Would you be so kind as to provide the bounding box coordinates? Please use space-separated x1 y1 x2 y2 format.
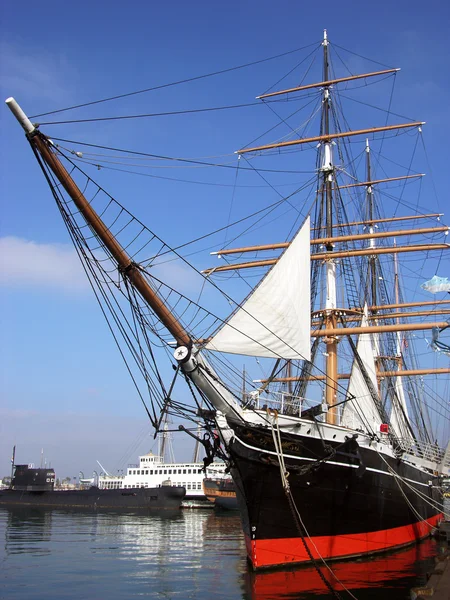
98 452 227 499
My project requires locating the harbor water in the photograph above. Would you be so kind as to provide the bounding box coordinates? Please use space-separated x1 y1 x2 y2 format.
0 506 447 600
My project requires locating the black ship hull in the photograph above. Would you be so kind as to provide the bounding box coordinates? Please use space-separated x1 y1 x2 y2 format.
0 485 186 510
229 424 442 570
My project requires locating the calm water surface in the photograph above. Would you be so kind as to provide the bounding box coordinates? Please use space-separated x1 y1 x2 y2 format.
0 506 445 599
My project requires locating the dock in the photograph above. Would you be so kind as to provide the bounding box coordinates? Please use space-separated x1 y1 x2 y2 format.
410 519 450 599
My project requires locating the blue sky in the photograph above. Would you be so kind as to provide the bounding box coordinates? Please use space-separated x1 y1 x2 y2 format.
1 0 449 478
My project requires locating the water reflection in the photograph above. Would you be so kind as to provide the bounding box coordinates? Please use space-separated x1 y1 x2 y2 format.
4 506 54 556
0 506 247 600
0 506 445 600
245 538 443 600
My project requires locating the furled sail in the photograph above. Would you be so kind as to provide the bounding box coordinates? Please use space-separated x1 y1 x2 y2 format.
204 217 311 360
390 376 413 440
389 330 413 441
341 305 382 432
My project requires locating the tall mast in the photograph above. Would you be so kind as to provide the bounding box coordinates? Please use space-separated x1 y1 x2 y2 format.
364 139 383 399
192 422 202 463
159 419 168 461
322 29 333 244
321 30 338 424
366 139 378 308
10 445 15 487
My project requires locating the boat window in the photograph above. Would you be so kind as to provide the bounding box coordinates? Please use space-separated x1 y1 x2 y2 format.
168 469 172 474
150 470 153 475
164 469 167 474
183 469 186 474
188 469 191 474
145 470 148 475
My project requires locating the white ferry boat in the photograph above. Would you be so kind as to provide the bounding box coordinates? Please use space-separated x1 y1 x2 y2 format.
98 452 227 506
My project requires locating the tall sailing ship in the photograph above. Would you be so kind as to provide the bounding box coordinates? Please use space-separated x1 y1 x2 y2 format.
6 30 450 570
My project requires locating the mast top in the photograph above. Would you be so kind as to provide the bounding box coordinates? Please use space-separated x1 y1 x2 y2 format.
323 29 328 45
5 97 35 135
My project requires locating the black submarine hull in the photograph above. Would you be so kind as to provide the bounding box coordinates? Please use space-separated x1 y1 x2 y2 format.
0 485 186 510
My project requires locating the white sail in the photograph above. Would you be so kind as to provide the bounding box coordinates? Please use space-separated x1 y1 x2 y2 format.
390 376 413 440
389 327 413 440
205 217 311 360
341 305 382 432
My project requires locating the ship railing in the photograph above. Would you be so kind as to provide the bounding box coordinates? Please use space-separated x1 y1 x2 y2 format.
243 390 318 417
396 437 445 464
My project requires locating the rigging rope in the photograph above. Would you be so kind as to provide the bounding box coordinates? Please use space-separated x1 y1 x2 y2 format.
30 42 322 118
376 450 449 521
50 136 313 173
36 99 293 126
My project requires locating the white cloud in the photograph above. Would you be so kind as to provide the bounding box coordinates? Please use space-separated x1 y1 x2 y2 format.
0 236 89 292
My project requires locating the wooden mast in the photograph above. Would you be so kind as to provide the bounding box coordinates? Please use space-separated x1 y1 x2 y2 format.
370 300 450 311
312 309 450 323
238 122 424 154
210 226 448 256
257 68 400 98
311 321 449 337
196 319 448 346
6 98 191 349
337 173 424 189
202 243 449 274
312 213 443 231
254 368 450 384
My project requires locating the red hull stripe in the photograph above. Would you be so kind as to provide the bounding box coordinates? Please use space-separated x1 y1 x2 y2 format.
245 514 442 569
